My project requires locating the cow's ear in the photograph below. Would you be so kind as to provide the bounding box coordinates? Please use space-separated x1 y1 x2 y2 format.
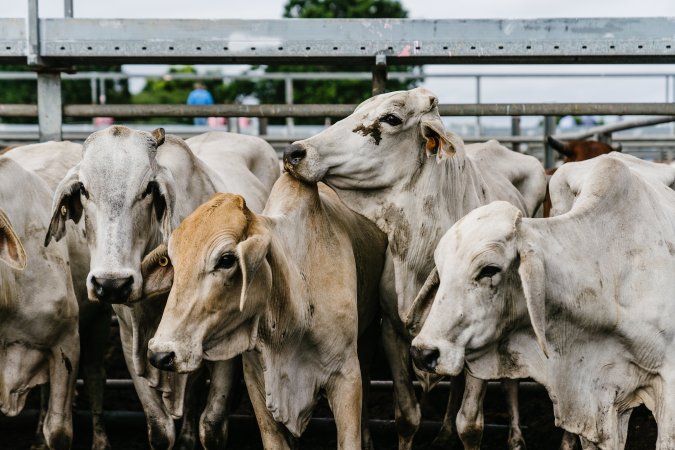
141 244 173 300
151 127 165 147
45 164 83 246
421 116 464 161
0 208 27 270
406 267 439 336
517 242 550 359
152 167 177 242
237 233 271 312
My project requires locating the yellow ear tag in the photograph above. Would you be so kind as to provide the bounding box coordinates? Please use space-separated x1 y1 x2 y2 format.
60 205 67 216
158 256 169 267
426 136 438 152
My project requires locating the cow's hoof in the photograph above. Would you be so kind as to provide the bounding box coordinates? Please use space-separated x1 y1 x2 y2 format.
175 434 197 450
508 435 527 450
91 433 112 450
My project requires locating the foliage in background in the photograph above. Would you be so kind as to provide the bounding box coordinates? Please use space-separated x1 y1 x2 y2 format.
0 65 130 124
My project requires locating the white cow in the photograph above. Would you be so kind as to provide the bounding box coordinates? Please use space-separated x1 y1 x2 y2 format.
409 154 675 450
46 127 279 449
144 173 387 449
0 157 79 449
6 141 113 449
284 87 546 449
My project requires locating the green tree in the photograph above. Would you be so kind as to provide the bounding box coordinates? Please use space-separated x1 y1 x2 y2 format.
0 65 130 124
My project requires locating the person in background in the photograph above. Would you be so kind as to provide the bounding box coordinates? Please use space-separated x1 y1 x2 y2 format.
187 82 214 125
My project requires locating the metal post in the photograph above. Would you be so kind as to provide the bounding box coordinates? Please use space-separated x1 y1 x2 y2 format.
475 76 482 136
37 72 63 141
27 0 41 66
64 0 73 18
98 77 106 104
511 116 521 153
258 117 268 136
543 116 556 169
90 77 97 104
372 53 387 96
284 76 294 134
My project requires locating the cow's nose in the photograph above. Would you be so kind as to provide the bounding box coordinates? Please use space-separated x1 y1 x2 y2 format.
283 144 307 167
148 351 176 372
91 276 134 304
411 345 440 373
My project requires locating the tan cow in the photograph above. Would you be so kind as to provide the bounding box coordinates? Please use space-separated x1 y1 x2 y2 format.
0 157 79 449
143 173 387 449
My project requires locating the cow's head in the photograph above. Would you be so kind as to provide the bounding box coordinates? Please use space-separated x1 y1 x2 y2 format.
408 201 549 376
46 126 175 304
147 193 270 373
283 87 464 190
0 208 26 270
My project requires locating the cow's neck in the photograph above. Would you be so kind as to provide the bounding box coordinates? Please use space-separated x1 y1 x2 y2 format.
259 236 310 349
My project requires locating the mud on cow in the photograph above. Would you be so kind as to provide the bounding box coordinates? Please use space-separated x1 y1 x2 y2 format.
145 173 387 449
0 157 79 449
45 126 278 449
284 87 546 449
410 153 675 449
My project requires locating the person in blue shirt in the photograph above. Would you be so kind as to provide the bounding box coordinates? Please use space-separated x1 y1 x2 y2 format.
186 82 214 125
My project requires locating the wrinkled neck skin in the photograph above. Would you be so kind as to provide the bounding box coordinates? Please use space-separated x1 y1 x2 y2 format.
331 149 487 322
467 204 673 446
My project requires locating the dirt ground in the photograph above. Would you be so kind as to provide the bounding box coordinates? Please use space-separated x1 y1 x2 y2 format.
0 325 659 449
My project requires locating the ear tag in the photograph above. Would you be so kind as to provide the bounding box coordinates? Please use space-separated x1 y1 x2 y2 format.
60 205 67 216
158 256 169 267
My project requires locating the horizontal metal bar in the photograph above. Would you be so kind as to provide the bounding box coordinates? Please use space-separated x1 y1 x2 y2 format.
554 116 675 140
0 104 38 117
3 70 675 82
58 103 675 117
1 18 675 64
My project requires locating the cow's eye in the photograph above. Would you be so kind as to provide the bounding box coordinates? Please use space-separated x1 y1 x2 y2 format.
215 253 237 270
79 182 89 199
380 114 403 126
141 182 155 199
476 265 501 281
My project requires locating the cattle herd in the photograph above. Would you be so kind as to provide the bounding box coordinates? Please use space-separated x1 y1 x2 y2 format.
0 87 674 450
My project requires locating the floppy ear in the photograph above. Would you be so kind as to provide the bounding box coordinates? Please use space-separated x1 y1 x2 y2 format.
152 167 176 242
0 209 27 270
406 267 439 336
421 115 464 162
517 242 550 358
45 164 83 246
236 233 270 312
140 244 173 301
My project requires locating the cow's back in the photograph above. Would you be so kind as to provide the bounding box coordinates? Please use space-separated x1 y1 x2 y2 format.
5 141 82 192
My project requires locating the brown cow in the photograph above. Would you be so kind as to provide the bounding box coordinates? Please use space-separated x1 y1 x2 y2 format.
144 173 387 449
543 137 620 217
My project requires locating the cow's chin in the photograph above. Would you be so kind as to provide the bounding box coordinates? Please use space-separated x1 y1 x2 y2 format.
285 158 327 184
435 344 466 377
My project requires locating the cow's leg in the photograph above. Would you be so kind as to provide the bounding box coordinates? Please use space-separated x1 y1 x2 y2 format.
118 323 175 449
357 321 379 450
381 318 420 450
502 379 526 450
578 438 601 450
429 373 464 449
656 383 675 450
199 359 240 450
456 373 487 450
44 330 79 450
29 385 49 450
175 369 203 450
327 357 362 450
559 431 579 450
242 352 292 450
80 304 112 450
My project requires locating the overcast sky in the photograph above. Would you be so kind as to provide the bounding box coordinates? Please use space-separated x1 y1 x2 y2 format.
4 0 675 129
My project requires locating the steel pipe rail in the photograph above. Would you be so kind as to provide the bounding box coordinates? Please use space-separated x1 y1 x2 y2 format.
554 115 675 140
3 103 675 118
2 17 675 65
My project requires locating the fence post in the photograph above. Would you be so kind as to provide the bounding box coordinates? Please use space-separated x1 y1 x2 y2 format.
475 75 482 136
511 116 521 153
372 53 387 96
285 76 294 134
64 0 73 18
37 72 63 142
543 116 556 169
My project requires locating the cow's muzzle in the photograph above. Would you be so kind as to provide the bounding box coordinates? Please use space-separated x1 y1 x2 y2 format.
283 144 306 169
91 275 134 304
148 350 176 372
410 345 440 373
